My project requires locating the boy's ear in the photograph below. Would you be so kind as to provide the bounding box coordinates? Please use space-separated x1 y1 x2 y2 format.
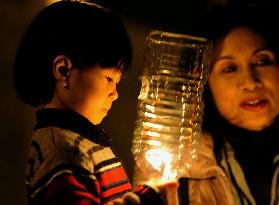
53 55 73 89
52 55 72 80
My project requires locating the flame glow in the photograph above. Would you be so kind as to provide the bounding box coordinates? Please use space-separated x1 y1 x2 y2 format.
145 149 177 182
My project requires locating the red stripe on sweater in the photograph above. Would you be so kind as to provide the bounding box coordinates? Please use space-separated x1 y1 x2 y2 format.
98 167 129 186
101 182 131 198
34 173 100 204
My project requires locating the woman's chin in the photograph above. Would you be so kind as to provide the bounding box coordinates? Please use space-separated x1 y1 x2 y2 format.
236 119 275 132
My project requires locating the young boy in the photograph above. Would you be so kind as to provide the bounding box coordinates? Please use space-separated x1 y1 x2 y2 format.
13 1 178 204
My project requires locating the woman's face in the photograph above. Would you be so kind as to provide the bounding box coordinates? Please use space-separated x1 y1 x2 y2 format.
209 27 279 131
65 66 122 125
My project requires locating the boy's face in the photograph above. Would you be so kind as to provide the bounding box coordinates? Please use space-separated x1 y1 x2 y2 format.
209 27 279 131
65 65 122 125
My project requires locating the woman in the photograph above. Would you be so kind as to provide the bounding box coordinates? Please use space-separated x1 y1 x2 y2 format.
186 3 279 205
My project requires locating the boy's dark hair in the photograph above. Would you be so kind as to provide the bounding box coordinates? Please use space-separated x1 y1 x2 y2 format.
13 0 132 107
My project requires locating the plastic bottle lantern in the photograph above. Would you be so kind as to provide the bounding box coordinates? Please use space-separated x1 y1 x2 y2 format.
132 30 212 184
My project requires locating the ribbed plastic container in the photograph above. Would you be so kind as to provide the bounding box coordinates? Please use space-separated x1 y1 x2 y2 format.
132 30 212 183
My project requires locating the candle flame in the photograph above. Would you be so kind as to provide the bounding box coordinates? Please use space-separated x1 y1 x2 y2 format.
145 149 177 183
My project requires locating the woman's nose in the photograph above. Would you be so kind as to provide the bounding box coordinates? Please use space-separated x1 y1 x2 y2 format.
238 66 262 91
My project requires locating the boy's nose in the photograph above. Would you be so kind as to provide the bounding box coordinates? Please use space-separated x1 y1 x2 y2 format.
111 89 118 101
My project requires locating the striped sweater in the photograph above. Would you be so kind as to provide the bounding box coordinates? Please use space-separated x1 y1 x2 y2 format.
26 108 163 205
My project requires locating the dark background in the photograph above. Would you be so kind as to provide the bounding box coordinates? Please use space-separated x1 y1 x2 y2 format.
0 0 266 204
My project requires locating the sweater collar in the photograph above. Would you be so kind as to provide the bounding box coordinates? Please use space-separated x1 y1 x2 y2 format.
34 108 111 146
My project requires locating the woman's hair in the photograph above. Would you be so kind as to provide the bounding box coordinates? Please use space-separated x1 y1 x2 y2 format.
196 2 279 58
13 0 132 107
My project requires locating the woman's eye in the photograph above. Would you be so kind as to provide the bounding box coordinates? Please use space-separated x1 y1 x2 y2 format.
222 65 237 73
106 77 113 83
255 57 273 66
254 51 276 66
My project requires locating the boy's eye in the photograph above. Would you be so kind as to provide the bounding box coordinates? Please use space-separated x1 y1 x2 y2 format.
106 77 113 83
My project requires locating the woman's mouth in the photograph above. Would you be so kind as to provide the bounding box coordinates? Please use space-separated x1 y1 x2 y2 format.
240 99 268 111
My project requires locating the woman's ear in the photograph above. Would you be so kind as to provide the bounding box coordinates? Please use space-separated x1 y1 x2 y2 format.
53 55 72 89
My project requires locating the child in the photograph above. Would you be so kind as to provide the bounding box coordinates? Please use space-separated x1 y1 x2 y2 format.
13 1 178 204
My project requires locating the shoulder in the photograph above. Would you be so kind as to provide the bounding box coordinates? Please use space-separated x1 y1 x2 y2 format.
186 133 235 204
32 126 100 168
28 127 117 186
198 132 215 157
186 132 219 178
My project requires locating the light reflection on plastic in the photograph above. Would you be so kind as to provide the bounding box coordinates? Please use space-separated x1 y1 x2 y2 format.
143 122 163 129
145 104 155 111
144 112 157 118
147 140 161 147
145 131 160 137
